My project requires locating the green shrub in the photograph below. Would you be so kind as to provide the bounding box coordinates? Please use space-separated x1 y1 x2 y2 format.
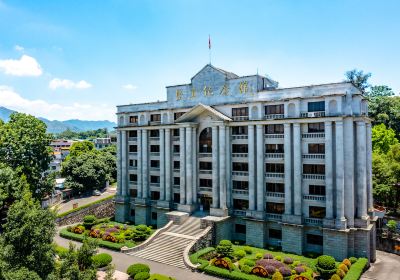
92 253 112 268
387 220 398 232
331 274 341 280
54 244 69 259
134 224 152 241
127 263 150 278
316 255 337 278
349 257 357 264
255 252 263 260
241 258 255 267
216 240 234 258
203 265 268 280
134 271 150 280
272 271 283 280
339 263 348 273
274 255 282 261
148 274 176 280
243 246 253 254
234 250 246 260
189 247 215 265
240 264 252 274
343 258 368 280
336 268 345 278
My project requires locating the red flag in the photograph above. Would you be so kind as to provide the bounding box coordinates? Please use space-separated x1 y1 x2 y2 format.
209 35 211 49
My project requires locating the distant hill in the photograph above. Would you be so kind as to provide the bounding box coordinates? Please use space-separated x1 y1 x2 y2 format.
0 106 116 134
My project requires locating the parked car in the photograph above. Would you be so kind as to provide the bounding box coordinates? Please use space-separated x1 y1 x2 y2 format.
93 190 101 196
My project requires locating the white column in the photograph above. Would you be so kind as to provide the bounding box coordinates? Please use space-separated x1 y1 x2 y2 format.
344 118 354 227
356 121 368 219
212 126 219 208
159 129 165 201
179 127 186 205
121 130 128 196
366 123 373 212
335 121 345 223
248 125 256 211
142 129 148 199
137 130 142 198
219 124 227 209
325 121 333 219
293 123 302 216
117 131 122 196
186 126 193 205
192 128 197 204
165 128 171 201
256 124 264 211
284 123 292 215
226 126 232 208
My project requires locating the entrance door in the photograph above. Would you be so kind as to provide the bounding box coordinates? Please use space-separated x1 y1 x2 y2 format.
200 195 212 211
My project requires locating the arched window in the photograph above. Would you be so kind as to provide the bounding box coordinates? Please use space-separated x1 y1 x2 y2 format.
199 128 212 153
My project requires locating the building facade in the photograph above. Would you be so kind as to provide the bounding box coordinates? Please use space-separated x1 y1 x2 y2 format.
115 64 376 261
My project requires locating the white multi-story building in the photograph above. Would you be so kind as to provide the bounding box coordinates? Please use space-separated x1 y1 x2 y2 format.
115 64 376 261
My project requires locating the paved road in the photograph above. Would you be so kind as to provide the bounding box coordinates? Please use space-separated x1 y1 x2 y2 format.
54 230 218 280
361 250 400 280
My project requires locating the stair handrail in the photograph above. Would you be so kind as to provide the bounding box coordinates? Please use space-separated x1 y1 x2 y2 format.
182 225 212 270
121 220 174 254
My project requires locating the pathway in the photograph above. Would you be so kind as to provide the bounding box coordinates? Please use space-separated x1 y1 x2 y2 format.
361 250 400 280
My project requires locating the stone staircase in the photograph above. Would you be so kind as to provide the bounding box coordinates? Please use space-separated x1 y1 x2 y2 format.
128 216 203 269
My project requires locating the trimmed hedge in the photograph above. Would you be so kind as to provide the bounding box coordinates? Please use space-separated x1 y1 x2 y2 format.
148 274 176 280
342 258 368 280
127 263 150 278
57 194 115 218
201 265 268 280
134 272 150 280
92 253 112 268
189 247 215 268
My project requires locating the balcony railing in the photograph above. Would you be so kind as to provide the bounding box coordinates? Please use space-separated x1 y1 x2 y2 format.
199 187 212 192
232 116 249 121
232 171 249 176
302 174 325 180
302 154 325 159
173 152 180 157
265 134 284 139
173 185 180 191
232 189 249 195
300 111 325 118
232 153 248 158
232 135 248 140
266 192 285 198
264 114 284 120
150 183 160 187
266 213 283 221
173 168 180 173
149 136 160 140
149 121 162 125
150 152 160 156
128 137 138 141
265 153 284 159
233 210 246 217
129 166 137 170
198 153 212 158
150 167 160 171
265 172 284 178
304 217 323 226
199 170 212 174
172 136 180 141
302 133 325 139
303 195 326 201
129 152 138 156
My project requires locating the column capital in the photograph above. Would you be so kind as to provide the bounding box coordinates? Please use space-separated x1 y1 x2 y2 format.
324 120 333 126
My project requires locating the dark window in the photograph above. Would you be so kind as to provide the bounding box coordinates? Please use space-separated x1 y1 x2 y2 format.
308 143 325 154
265 124 284 134
150 114 161 122
174 112 185 120
150 176 160 183
235 224 246 234
173 193 180 203
150 145 160 152
129 130 137 138
173 129 180 136
232 181 249 190
151 212 157 220
129 116 138 123
269 229 282 239
129 145 137 153
265 144 284 153
309 185 326 196
150 130 159 137
173 161 180 169
199 161 212 170
173 177 180 185
232 107 248 117
308 123 325 133
232 162 248 172
307 234 323 245
266 163 284 173
233 199 249 210
303 164 325 174
173 145 180 153
232 144 248 153
130 189 137 198
150 160 160 168
199 128 212 153
150 191 160 200
266 202 285 214
130 209 135 216
308 101 325 112
129 174 137 182
232 126 248 135
200 179 212 187
309 206 326 218
265 104 284 115
266 183 284 193
129 159 137 167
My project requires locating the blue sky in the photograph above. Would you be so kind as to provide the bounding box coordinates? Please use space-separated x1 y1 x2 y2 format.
0 0 399 121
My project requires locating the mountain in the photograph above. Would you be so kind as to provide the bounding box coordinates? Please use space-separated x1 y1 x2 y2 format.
0 106 116 134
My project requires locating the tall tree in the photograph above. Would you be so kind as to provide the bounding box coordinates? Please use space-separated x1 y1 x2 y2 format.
344 69 371 94
0 113 53 198
372 124 399 154
68 141 95 158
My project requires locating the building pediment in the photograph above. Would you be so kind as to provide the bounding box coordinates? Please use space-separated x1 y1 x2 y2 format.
175 103 232 123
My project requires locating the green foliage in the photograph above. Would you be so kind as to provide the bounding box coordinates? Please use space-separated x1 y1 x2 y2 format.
234 250 246 260
331 274 341 280
92 253 112 268
2 267 41 280
68 140 95 158
57 128 109 140
0 193 56 279
0 113 53 198
274 255 282 261
344 69 371 94
0 163 28 211
127 263 150 278
216 240 234 258
57 194 114 218
243 246 252 254
336 268 345 278
83 215 97 229
202 264 268 280
387 220 398 232
255 252 263 260
271 271 283 280
372 124 399 154
240 264 252 274
342 258 368 280
77 237 98 270
104 264 116 280
189 247 215 266
148 274 176 280
316 255 337 278
134 224 152 241
54 244 69 259
349 257 357 264
134 272 151 280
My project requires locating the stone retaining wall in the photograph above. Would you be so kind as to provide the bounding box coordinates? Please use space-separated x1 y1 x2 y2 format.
56 199 115 226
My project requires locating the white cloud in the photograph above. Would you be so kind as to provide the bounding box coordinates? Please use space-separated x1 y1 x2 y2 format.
122 84 137 90
49 78 92 90
0 85 115 121
0 55 42 76
14 45 24 52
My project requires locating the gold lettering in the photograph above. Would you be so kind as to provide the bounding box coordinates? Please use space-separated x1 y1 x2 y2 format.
239 81 248 94
191 88 196 98
203 85 212 96
220 84 229 95
176 89 183 100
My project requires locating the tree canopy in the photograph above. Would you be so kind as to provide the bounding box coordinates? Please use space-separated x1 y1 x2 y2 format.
344 69 371 94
